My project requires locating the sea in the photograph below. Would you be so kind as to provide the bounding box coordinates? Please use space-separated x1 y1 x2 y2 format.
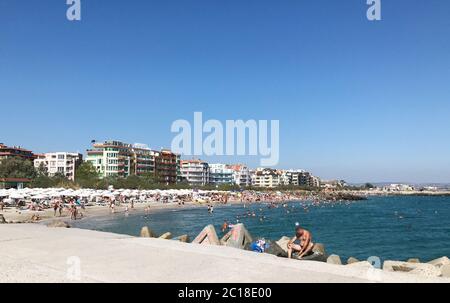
72 195 450 262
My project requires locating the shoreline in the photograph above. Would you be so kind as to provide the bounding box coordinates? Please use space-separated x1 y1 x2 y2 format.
2 190 450 225
1 197 267 224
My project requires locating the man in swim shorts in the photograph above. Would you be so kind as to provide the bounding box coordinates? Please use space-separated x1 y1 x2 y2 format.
287 225 314 259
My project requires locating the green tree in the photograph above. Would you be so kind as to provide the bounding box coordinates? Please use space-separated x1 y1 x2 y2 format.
0 157 37 179
75 161 100 188
36 162 48 177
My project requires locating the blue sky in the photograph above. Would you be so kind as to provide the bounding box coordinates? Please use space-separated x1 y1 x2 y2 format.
1 0 450 183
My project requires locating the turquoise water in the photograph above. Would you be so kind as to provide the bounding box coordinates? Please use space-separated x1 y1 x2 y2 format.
73 196 450 262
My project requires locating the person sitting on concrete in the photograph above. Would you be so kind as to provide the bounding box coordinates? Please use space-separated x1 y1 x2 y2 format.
287 225 314 259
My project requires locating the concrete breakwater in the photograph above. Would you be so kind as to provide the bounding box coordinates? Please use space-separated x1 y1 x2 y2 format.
131 221 450 280
1 222 449 283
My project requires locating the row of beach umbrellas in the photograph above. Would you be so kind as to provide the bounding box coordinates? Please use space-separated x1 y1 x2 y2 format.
0 187 233 201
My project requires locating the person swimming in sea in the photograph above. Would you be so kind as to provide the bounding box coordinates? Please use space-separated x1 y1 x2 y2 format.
221 220 229 232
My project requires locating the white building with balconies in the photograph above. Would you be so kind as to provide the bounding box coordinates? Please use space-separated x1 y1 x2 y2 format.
34 152 83 181
209 163 234 185
251 168 281 188
180 160 210 186
228 164 252 187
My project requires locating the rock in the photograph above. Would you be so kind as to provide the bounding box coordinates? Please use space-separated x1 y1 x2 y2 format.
299 243 327 262
407 258 420 263
347 257 359 265
275 236 291 255
383 260 441 277
264 240 287 257
173 235 190 243
140 226 155 238
327 254 342 265
46 220 70 228
441 264 450 278
0 214 6 224
428 256 450 268
158 232 172 240
271 237 327 261
312 243 326 255
383 261 413 272
347 261 373 269
192 225 221 245
220 224 253 249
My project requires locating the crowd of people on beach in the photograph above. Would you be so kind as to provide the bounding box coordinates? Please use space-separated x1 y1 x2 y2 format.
0 187 358 225
50 198 86 220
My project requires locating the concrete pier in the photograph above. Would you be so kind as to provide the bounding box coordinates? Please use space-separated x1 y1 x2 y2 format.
0 224 448 283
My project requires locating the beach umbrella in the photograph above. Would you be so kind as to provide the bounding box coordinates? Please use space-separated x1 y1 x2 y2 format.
3 198 13 204
60 190 75 196
10 193 25 199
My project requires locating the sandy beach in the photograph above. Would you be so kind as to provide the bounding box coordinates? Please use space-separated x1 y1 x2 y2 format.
0 223 448 283
0 200 210 224
0 188 367 224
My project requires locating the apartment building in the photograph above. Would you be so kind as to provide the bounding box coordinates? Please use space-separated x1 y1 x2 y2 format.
279 169 321 188
131 144 157 176
0 143 35 163
86 141 133 178
251 168 281 188
0 143 36 189
209 163 234 185
180 160 210 186
86 141 179 183
299 171 321 188
34 152 83 181
228 164 252 186
155 149 179 185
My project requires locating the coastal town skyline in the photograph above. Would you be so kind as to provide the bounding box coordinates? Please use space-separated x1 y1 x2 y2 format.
2 1 450 183
1 139 449 187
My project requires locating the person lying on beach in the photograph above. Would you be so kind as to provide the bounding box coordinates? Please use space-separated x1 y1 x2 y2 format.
287 225 314 259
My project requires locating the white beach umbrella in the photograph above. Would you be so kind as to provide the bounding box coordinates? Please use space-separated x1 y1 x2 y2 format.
59 190 75 196
3 198 13 204
10 194 25 199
